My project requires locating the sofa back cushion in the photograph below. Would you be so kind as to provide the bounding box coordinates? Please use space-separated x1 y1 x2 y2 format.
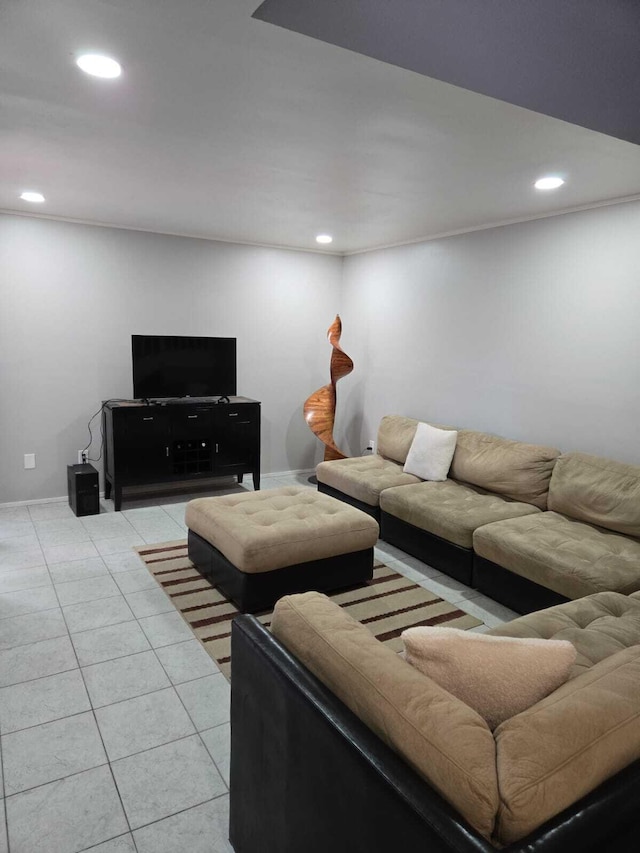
449 430 560 509
377 415 457 465
271 592 499 840
495 645 640 845
377 415 419 464
548 452 640 537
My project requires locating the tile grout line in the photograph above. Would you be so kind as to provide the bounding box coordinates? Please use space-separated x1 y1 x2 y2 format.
108 730 210 770
74 629 223 677
2 728 208 800
129 790 228 837
130 535 231 792
8 483 503 850
7 514 226 836
0 651 78 691
31 519 140 850
78 830 136 852
77 790 229 851
1 720 9 853
5 486 278 850
82 672 222 715
2 756 111 801
196 729 230 794
0 606 65 641
156 660 230 793
1 707 99 739
137 555 231 789
2 516 79 852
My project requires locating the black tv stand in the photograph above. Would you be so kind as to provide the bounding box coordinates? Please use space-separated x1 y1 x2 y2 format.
102 397 261 511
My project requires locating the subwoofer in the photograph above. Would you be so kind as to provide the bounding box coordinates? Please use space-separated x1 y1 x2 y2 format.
67 463 100 517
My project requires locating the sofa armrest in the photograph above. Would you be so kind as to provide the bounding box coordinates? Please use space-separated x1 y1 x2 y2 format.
230 615 640 853
230 614 493 853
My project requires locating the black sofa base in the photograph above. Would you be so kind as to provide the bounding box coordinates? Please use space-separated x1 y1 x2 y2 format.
230 615 640 852
380 511 473 586
473 555 570 614
187 529 373 614
317 481 381 522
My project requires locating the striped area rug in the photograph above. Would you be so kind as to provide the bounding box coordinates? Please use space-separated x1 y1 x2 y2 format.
135 540 482 680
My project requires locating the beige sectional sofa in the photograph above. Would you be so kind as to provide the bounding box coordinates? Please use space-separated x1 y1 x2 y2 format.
261 588 640 849
316 415 640 612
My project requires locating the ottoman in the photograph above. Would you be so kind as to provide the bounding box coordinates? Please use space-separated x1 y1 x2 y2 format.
185 486 380 613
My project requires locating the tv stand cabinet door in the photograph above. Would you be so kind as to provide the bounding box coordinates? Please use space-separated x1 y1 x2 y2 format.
212 404 260 475
118 409 172 480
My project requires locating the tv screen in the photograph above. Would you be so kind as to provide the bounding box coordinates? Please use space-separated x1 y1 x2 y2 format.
132 335 237 399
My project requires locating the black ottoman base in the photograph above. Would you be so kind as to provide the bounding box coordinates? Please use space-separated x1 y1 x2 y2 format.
188 529 374 614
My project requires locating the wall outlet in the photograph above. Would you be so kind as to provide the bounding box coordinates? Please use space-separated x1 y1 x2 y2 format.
368 439 376 454
78 450 85 464
24 453 36 469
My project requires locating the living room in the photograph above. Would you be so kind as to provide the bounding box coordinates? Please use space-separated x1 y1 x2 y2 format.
2 1 640 852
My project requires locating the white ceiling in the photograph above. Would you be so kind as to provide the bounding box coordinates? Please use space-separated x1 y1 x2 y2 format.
2 0 640 255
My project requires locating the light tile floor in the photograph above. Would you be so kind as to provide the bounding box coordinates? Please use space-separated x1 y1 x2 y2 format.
0 472 517 852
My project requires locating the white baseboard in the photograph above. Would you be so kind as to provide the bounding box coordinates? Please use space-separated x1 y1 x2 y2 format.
0 494 70 509
267 468 316 477
0 469 317 510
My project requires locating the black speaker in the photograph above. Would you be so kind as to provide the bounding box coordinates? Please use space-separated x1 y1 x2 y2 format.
67 463 100 517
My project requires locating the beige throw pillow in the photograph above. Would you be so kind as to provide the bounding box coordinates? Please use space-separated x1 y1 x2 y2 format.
402 627 576 730
403 422 458 481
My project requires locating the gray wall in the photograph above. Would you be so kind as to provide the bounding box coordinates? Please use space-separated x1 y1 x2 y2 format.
338 201 640 464
3 199 639 503
0 214 342 502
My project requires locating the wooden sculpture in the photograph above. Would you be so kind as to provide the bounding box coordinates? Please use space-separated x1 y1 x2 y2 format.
304 314 354 461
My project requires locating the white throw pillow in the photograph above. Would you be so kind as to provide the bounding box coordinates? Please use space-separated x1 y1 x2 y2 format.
403 422 458 481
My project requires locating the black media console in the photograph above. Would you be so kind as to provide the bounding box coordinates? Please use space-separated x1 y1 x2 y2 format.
102 397 261 511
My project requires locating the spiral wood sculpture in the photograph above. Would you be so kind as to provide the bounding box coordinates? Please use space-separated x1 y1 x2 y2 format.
304 314 354 461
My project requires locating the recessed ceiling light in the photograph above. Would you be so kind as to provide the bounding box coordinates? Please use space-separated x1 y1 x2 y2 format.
315 234 333 244
20 191 45 203
534 176 565 190
76 53 122 79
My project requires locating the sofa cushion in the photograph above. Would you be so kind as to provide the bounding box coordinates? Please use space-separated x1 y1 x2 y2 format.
495 645 640 845
316 455 420 507
473 512 640 599
449 430 560 509
376 415 420 464
271 592 499 840
377 415 458 464
380 480 540 548
403 423 458 481
548 452 640 538
402 626 575 730
487 591 640 677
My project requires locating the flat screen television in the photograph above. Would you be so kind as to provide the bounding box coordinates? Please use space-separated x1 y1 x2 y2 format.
132 335 237 399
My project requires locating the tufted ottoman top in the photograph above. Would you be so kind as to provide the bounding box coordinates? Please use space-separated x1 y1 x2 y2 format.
185 486 379 574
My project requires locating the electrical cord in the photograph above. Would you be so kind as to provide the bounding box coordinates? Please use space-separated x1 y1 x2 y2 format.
81 399 129 464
